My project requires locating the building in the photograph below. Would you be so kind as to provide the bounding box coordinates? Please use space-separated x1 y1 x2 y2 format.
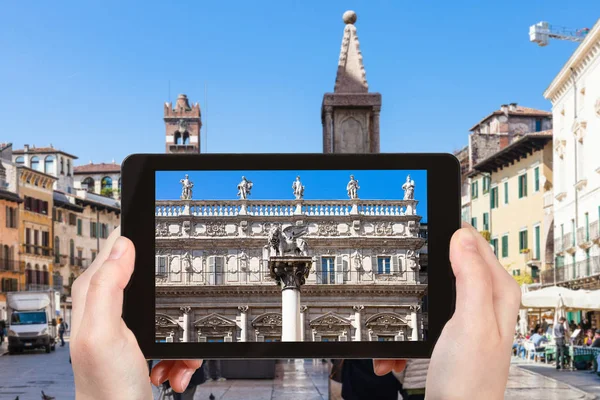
155 11 427 343
542 19 600 297
53 188 120 325
17 164 57 293
454 146 471 223
469 131 553 282
12 145 77 194
0 144 24 320
164 94 202 154
74 161 121 199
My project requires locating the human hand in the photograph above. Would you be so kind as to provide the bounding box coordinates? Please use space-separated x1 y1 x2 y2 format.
70 228 202 399
374 224 521 399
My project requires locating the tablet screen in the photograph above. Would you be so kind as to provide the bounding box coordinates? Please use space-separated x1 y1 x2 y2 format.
154 169 428 344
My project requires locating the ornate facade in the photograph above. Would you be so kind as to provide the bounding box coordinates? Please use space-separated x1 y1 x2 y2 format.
155 193 427 343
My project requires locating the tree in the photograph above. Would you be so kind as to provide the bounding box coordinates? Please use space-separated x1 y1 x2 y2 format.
100 187 114 197
513 272 534 286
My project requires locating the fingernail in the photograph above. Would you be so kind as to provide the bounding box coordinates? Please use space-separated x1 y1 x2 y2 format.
108 237 127 260
180 369 193 391
461 229 478 252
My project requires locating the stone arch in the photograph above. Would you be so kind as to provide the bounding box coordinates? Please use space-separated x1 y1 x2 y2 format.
309 312 351 342
194 313 237 342
251 313 282 342
365 312 408 342
155 313 182 343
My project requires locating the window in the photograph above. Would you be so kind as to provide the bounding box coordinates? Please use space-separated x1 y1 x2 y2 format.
377 256 391 274
585 212 589 241
504 182 509 204
490 187 498 209
82 177 95 193
534 225 540 260
67 160 71 176
41 231 49 255
482 176 490 194
512 269 521 276
69 213 77 226
15 156 24 165
33 230 39 255
320 257 335 284
91 250 97 262
5 206 17 228
25 228 31 253
90 221 97 238
501 235 508 258
519 230 528 252
156 256 167 276
534 167 540 192
377 336 396 342
556 255 564 268
70 239 75 266
571 219 576 246
57 210 62 223
483 213 489 231
518 174 527 198
77 219 82 236
77 250 83 267
44 156 55 174
208 256 224 285
60 158 64 174
54 236 60 263
535 119 542 132
101 176 113 194
491 238 499 256
471 217 477 229
471 181 478 199
30 156 40 171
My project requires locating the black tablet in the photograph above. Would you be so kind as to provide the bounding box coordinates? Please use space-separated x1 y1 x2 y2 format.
121 153 459 360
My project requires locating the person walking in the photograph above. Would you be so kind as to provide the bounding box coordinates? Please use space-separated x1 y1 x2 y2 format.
204 360 225 382
553 316 568 370
58 318 68 347
0 319 6 344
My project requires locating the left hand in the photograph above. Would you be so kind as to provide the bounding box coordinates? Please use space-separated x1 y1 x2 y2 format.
70 228 202 399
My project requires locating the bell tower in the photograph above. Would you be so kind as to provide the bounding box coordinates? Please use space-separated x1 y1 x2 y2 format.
164 94 202 154
322 11 381 154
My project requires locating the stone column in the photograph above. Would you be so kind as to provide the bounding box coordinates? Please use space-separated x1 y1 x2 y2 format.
371 106 381 153
269 256 312 342
353 305 364 341
300 306 308 341
180 306 191 343
323 106 333 153
410 305 421 341
238 306 249 342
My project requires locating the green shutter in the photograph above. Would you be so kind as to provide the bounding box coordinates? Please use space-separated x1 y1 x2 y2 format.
504 182 508 204
471 217 477 229
535 226 540 260
585 213 589 241
483 213 489 231
534 167 540 192
524 173 527 196
518 176 523 198
502 235 508 258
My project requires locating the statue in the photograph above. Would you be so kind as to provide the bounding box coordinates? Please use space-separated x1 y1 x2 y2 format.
346 175 360 200
180 174 194 200
182 251 193 272
292 176 305 200
268 225 309 257
237 176 253 200
402 175 415 200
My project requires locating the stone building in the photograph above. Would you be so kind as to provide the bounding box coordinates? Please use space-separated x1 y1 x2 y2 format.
164 94 202 154
12 145 77 194
542 18 600 300
74 161 121 199
155 177 426 343
0 144 24 320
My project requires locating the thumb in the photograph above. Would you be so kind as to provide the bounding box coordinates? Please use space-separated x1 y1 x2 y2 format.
449 228 494 320
80 237 135 333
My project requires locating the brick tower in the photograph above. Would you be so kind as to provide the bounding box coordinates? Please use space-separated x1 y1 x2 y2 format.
164 94 202 154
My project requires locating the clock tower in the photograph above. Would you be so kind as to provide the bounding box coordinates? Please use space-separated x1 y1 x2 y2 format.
164 94 202 154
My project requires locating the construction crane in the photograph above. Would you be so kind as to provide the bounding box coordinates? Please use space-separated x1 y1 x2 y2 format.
529 21 590 46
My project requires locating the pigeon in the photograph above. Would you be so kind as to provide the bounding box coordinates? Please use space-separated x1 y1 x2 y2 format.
14 396 19 400
209 394 215 400
41 391 55 400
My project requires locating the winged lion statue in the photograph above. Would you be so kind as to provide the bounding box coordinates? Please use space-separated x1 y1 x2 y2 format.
267 225 309 257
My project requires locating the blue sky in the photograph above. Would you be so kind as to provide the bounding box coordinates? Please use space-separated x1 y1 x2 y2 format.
156 170 427 220
1 1 599 164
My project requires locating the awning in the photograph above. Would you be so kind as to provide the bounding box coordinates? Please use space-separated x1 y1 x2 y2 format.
521 286 600 311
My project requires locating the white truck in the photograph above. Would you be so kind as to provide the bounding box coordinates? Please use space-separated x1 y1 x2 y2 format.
7 290 59 354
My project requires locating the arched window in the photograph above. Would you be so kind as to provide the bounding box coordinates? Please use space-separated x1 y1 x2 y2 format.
15 156 24 165
26 263 32 285
42 265 49 285
44 155 55 174
30 156 40 171
60 158 64 174
182 132 190 145
34 264 40 285
82 177 95 193
175 132 182 145
70 239 75 266
54 236 60 263
101 176 113 194
67 160 71 176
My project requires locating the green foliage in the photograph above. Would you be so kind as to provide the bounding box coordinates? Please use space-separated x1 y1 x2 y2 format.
480 230 491 241
514 272 534 286
100 187 114 197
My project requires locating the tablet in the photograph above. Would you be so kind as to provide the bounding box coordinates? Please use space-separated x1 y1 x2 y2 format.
121 153 459 359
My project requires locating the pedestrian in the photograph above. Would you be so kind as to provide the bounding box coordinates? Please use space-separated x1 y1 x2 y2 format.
553 316 568 370
584 329 595 346
341 359 403 400
204 360 225 382
0 319 5 344
395 359 429 400
591 330 600 348
58 318 68 347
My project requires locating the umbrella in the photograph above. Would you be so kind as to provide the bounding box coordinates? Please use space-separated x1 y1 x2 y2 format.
521 286 580 309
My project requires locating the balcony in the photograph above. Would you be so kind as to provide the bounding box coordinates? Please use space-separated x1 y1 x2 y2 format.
541 256 600 286
26 284 51 291
555 238 563 255
75 257 90 269
543 191 553 209
591 220 599 243
0 259 25 273
562 234 576 254
22 244 52 257
578 226 593 249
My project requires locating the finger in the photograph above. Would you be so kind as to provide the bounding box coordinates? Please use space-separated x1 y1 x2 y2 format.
467 225 521 339
373 359 406 375
70 227 121 338
151 360 176 386
449 228 495 321
168 365 197 393
180 360 203 369
79 237 135 335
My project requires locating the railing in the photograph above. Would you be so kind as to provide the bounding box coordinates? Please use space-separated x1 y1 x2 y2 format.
26 284 51 291
541 256 600 285
155 270 426 286
0 259 25 272
22 244 52 257
543 191 553 208
562 233 573 251
577 226 589 245
75 257 90 269
555 238 563 254
155 200 419 218
592 220 599 242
